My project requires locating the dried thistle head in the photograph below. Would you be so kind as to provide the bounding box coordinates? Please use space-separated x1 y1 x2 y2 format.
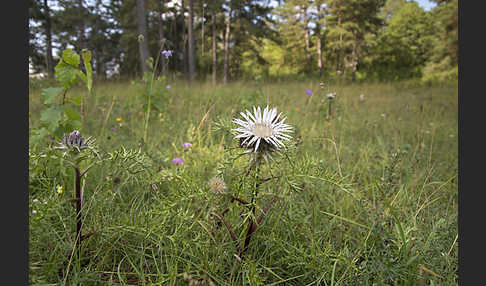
208 177 227 194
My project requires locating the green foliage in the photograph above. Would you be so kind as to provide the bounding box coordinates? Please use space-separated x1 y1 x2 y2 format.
421 0 458 84
29 80 458 285
29 0 457 83
369 1 435 80
31 48 93 145
41 87 64 105
55 51 79 90
80 49 93 92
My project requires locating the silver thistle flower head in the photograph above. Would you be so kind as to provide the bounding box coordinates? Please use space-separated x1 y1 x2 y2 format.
232 106 293 155
56 130 92 153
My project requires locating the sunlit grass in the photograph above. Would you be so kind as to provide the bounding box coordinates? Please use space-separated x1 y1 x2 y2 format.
29 79 457 285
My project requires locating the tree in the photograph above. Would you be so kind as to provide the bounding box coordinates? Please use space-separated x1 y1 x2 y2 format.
422 0 458 83
29 0 52 74
277 0 314 75
314 0 327 78
43 0 55 78
223 2 232 84
136 0 152 74
370 1 434 80
326 0 385 80
211 8 218 84
188 0 196 82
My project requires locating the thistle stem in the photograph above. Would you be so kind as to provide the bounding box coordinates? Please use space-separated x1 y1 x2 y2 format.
74 167 82 256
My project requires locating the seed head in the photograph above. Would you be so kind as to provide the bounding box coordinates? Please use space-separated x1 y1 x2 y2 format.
208 177 227 194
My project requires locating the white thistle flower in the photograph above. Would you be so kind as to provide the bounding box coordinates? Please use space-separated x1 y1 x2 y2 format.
232 106 293 154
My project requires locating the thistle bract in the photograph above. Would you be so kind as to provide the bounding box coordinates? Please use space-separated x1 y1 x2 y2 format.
232 106 293 156
56 130 92 153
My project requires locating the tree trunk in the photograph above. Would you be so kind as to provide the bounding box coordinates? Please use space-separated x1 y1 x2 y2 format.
77 0 86 51
302 5 311 75
212 11 217 85
223 5 232 85
188 0 196 82
136 0 151 74
43 0 54 78
201 3 204 57
316 1 323 78
351 38 358 82
336 0 342 76
95 51 106 79
181 0 189 80
157 0 166 77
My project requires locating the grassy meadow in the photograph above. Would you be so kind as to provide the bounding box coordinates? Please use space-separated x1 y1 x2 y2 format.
29 79 458 285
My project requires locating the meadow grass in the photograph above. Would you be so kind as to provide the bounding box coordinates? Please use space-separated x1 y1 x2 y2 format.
29 79 458 285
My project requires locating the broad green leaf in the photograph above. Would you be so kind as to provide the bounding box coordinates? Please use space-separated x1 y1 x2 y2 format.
61 49 80 67
67 95 82 106
41 87 63 105
65 107 81 121
55 60 78 90
40 106 64 133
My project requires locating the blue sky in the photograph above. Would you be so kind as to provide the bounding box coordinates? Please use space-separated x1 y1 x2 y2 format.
415 0 437 11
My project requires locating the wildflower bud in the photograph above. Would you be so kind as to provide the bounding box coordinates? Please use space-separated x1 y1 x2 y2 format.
56 130 91 153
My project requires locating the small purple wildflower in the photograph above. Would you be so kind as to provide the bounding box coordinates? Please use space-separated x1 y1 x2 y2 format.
166 85 171 90
183 142 192 148
171 157 184 165
161 50 173 59
306 89 313 97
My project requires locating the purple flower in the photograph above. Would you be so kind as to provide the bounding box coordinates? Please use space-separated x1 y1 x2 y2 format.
171 157 184 165
166 85 171 90
306 89 313 97
161 50 173 59
183 142 192 148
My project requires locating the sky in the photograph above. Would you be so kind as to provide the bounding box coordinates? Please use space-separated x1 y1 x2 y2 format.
415 0 437 11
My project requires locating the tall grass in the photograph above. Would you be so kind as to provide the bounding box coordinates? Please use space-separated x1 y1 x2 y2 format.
29 79 458 285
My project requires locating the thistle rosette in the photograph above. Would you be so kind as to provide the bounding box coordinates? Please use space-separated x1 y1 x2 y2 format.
232 106 293 157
